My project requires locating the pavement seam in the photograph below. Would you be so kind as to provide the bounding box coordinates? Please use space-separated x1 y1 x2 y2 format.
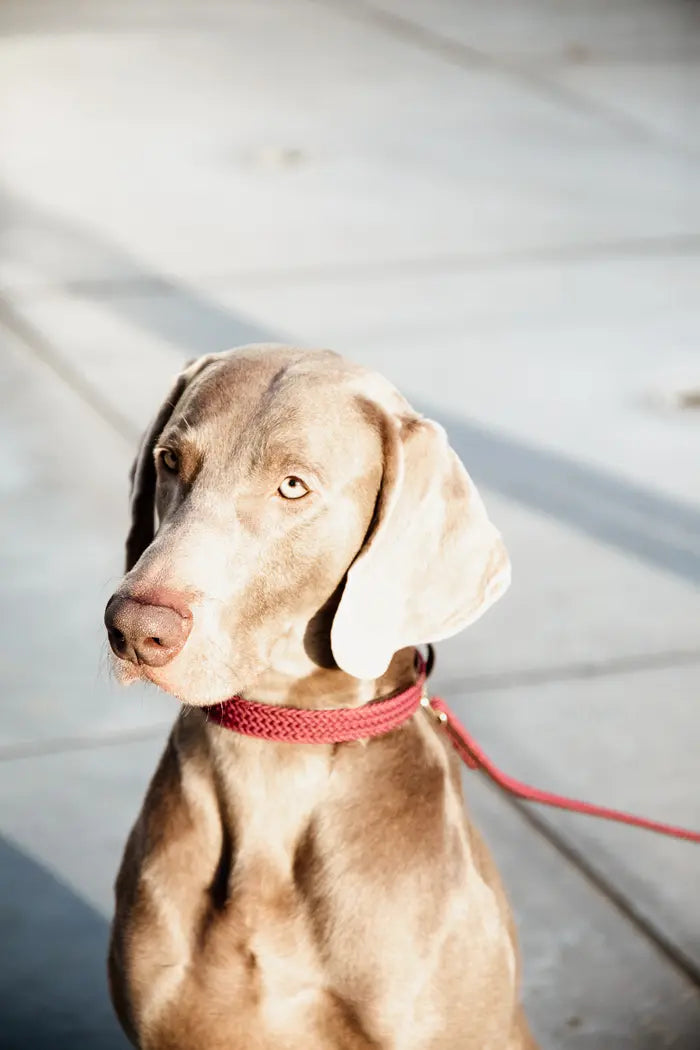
4 232 700 298
437 648 700 695
0 294 137 443
313 0 700 162
0 722 172 763
480 779 700 988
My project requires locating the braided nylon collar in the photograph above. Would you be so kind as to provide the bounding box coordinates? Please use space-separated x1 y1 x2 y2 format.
203 653 428 744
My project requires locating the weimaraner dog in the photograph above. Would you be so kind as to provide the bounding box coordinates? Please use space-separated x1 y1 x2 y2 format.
105 344 537 1050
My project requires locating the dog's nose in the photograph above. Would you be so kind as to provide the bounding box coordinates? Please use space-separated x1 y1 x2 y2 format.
104 596 192 668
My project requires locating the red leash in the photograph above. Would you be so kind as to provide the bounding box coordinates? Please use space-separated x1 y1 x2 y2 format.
426 696 700 844
205 651 700 844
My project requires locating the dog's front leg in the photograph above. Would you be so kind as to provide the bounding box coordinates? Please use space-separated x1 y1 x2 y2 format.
108 720 226 1048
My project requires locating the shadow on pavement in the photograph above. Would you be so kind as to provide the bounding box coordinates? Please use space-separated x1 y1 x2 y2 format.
426 402 700 586
0 835 129 1050
0 184 274 354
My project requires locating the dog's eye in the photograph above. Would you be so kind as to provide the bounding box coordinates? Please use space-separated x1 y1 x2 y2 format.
278 476 309 500
159 449 179 473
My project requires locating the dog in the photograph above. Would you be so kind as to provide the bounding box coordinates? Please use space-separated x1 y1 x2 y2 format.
105 344 537 1050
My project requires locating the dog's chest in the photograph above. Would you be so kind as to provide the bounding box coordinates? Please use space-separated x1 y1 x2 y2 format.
226 737 330 850
215 739 332 1005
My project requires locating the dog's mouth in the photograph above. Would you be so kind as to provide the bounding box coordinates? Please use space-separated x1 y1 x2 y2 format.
108 651 152 687
109 646 243 709
108 645 171 686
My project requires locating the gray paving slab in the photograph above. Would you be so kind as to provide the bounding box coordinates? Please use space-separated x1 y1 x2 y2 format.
362 0 700 64
0 735 699 1049
1 0 699 292
0 282 274 437
553 61 700 153
0 734 169 917
468 775 700 1050
444 663 700 975
0 326 175 749
360 0 700 154
199 258 700 507
0 834 130 1050
431 486 700 677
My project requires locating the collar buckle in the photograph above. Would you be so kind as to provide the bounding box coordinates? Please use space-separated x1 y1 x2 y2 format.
421 691 447 725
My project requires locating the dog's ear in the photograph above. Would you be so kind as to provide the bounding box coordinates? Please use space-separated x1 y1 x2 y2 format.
125 355 218 571
331 412 510 679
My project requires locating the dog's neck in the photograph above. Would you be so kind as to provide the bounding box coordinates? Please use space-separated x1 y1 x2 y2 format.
241 646 419 710
235 592 419 710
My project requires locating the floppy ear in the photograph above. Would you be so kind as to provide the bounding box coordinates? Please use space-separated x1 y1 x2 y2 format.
125 355 218 571
330 414 510 679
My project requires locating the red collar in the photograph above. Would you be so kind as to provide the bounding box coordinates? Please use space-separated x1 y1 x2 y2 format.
203 647 700 845
204 653 428 744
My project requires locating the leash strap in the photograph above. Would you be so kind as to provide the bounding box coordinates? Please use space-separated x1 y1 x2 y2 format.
426 695 700 844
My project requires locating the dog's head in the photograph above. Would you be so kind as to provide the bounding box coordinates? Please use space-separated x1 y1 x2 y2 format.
105 345 510 704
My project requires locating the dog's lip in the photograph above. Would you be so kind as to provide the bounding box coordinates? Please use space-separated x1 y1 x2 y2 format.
136 664 219 707
108 652 141 683
138 663 175 691
108 651 171 691
109 642 235 707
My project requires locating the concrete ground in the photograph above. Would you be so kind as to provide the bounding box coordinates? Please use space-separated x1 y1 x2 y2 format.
1 1 699 1046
